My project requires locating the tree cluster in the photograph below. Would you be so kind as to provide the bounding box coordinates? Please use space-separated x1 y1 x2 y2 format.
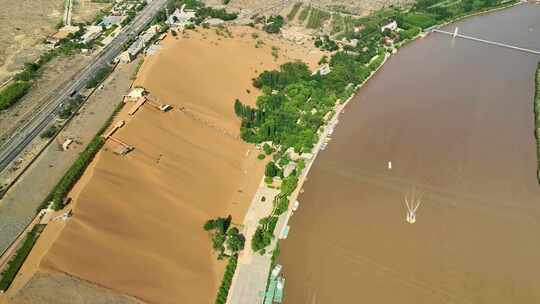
214 255 237 304
263 15 285 34
314 35 338 51
204 216 246 257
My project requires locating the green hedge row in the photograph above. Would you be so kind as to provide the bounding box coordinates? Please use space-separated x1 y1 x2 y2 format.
215 255 238 304
0 224 45 291
0 81 31 111
534 62 540 183
37 101 125 212
86 66 113 89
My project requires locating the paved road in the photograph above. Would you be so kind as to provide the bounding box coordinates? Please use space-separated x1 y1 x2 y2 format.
0 0 167 178
63 0 73 26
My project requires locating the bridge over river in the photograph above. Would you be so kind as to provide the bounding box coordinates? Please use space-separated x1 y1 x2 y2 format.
432 27 540 55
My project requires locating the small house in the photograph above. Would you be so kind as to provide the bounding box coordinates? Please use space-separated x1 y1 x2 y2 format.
381 20 398 33
80 26 103 44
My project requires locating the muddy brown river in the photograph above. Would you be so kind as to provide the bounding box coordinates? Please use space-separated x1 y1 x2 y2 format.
279 4 540 303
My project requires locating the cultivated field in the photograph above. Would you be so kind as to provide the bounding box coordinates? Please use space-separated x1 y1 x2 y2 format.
205 0 414 17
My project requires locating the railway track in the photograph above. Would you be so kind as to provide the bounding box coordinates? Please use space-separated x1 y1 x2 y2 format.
0 0 168 179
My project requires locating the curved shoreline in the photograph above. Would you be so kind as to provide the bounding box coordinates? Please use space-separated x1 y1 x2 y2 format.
228 1 527 303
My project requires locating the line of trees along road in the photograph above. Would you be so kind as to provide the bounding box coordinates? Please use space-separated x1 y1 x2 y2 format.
534 62 540 184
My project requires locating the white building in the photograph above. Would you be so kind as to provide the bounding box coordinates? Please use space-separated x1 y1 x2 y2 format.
166 5 196 27
99 15 125 29
381 20 398 33
120 25 160 63
318 64 331 76
80 25 103 44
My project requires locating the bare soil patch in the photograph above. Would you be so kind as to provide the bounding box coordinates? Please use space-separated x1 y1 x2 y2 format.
0 0 63 83
3 26 323 304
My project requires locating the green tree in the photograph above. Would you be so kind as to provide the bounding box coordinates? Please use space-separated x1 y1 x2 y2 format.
265 161 279 177
204 219 216 231
234 99 243 117
263 143 273 155
212 233 226 252
226 228 245 252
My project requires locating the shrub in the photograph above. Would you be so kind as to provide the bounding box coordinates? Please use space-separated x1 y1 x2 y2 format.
263 143 273 155
0 82 31 110
40 125 58 139
214 255 238 304
264 15 284 34
265 161 280 177
534 62 540 183
86 65 113 89
0 224 45 291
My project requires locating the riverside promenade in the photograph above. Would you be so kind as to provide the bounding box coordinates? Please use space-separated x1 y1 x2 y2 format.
227 103 345 303
226 52 391 303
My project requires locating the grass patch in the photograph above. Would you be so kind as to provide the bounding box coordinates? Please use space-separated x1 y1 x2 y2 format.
401 12 438 29
86 65 113 89
0 82 32 111
298 6 311 22
0 224 45 291
331 13 344 34
306 8 331 29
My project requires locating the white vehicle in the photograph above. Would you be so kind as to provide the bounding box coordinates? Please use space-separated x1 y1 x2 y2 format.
271 264 282 278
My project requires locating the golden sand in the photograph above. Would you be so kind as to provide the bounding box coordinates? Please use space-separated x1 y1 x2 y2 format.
3 26 323 304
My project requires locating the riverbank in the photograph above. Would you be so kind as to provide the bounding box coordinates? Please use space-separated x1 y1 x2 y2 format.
235 1 531 302
227 48 393 304
279 3 540 303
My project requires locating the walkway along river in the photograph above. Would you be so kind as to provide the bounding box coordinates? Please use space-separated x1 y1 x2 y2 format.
279 4 540 304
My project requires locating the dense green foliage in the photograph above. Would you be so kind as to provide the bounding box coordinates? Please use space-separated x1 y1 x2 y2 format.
237 43 384 154
534 63 540 184
204 216 231 234
50 136 104 209
397 0 515 29
86 65 113 89
263 143 274 155
58 95 84 120
40 125 59 139
204 216 245 256
264 15 285 34
226 227 246 252
265 161 281 178
0 225 45 291
314 35 338 51
252 61 311 90
214 255 238 304
0 82 31 110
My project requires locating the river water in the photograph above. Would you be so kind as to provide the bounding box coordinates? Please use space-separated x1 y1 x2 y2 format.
279 4 540 303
